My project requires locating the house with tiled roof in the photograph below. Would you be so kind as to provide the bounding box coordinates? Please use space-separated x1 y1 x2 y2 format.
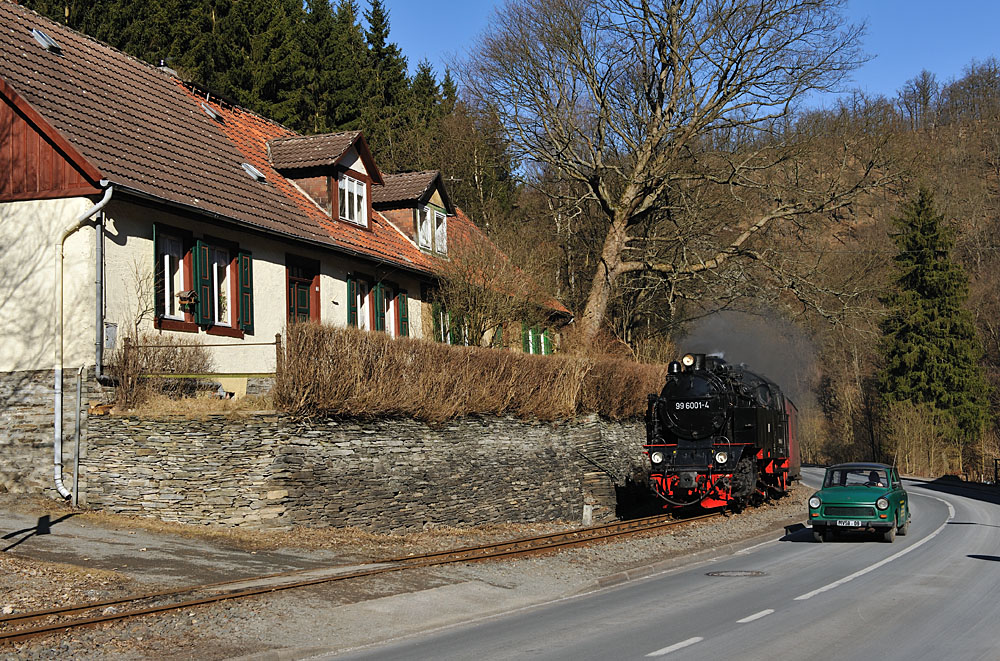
0 1 569 392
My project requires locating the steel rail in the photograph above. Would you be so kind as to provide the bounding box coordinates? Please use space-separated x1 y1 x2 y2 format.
0 512 684 626
0 511 721 644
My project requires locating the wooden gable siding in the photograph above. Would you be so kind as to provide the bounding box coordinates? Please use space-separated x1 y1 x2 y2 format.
0 90 100 201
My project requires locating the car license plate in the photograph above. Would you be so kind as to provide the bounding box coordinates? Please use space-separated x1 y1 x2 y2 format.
836 520 861 527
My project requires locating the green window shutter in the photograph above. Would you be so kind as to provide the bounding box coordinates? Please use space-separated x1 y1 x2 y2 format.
237 250 254 334
397 290 409 337
543 328 552 355
432 301 442 342
152 224 165 320
193 239 213 325
374 283 386 332
522 323 530 353
347 277 358 327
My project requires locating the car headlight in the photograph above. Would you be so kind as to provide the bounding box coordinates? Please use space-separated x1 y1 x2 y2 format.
876 497 889 510
714 451 728 465
650 451 665 465
809 496 821 509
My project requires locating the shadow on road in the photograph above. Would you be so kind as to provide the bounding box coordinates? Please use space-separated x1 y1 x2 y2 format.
779 523 813 542
968 554 1000 562
2 513 79 551
909 476 1000 508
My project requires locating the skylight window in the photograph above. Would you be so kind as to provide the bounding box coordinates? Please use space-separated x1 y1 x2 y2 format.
241 163 267 182
30 28 62 55
201 103 223 123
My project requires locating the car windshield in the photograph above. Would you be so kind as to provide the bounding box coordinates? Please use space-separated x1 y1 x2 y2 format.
824 468 888 488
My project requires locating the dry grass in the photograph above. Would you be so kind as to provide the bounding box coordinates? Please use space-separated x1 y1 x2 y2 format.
273 324 667 421
0 494 572 557
113 392 274 419
107 332 213 408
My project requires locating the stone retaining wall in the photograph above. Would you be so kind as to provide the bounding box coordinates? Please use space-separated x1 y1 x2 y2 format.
0 369 105 495
82 413 648 531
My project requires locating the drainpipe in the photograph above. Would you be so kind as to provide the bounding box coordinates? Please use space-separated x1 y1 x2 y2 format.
54 184 113 499
95 208 106 381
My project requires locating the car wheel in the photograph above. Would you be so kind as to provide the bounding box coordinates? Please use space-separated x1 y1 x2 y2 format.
882 522 896 543
813 526 825 543
897 516 909 536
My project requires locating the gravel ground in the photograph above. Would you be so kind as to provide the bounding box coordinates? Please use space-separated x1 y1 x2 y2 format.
1 486 809 660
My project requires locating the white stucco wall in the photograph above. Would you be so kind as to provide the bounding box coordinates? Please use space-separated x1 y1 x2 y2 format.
340 147 367 177
101 200 428 375
0 197 97 373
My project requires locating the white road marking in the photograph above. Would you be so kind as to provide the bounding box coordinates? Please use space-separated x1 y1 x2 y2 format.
737 608 774 623
736 539 776 555
646 637 704 656
794 495 955 601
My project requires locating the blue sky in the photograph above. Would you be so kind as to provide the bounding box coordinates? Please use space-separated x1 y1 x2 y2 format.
383 0 1000 105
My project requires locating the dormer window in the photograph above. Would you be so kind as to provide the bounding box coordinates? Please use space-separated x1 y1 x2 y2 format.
434 210 447 255
339 173 367 227
418 205 447 255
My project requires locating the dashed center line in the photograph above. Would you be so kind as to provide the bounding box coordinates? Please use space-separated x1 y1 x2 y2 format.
737 608 774 623
646 637 704 656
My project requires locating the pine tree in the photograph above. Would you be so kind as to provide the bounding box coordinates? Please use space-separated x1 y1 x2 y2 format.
361 0 410 168
879 187 990 445
325 0 367 131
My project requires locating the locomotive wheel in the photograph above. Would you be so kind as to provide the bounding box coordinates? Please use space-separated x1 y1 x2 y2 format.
732 457 757 498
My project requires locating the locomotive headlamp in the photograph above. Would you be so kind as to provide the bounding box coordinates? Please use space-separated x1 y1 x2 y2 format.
809 496 821 509
876 497 890 510
681 354 695 367
714 451 728 465
650 451 665 465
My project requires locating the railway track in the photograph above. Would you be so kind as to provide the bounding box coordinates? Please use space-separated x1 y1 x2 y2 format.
0 511 721 644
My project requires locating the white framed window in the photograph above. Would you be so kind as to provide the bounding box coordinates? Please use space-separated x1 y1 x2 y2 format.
339 173 367 227
434 210 447 254
212 247 231 326
159 235 184 319
356 279 370 330
418 207 433 249
381 284 397 338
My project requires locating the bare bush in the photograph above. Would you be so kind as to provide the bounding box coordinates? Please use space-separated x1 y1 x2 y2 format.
273 324 667 421
107 333 213 409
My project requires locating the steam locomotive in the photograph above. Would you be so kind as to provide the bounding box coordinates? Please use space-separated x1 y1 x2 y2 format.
645 353 800 510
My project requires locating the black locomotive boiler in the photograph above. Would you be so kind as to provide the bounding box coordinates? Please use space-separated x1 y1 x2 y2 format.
645 353 800 510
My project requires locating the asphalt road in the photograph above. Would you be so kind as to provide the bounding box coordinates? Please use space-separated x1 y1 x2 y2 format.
328 469 1000 661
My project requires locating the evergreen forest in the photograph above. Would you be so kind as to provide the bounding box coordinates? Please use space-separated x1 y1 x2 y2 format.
22 0 1000 479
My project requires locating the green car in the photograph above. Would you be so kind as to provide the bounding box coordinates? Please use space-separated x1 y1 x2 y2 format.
808 462 910 543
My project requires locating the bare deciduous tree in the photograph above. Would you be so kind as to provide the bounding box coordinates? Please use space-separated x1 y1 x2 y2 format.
463 0 892 344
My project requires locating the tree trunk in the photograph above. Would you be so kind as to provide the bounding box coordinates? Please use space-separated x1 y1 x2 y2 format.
576 220 629 346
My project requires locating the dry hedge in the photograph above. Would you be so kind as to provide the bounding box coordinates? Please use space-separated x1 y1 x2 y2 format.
273 324 667 422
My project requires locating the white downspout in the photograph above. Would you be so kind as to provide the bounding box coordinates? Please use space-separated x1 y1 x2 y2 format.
54 184 113 499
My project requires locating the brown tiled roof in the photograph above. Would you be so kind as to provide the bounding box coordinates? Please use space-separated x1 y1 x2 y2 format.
0 3 569 312
270 132 360 171
375 170 436 205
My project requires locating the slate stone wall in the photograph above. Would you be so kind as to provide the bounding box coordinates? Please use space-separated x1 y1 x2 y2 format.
0 369 104 495
82 413 648 531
